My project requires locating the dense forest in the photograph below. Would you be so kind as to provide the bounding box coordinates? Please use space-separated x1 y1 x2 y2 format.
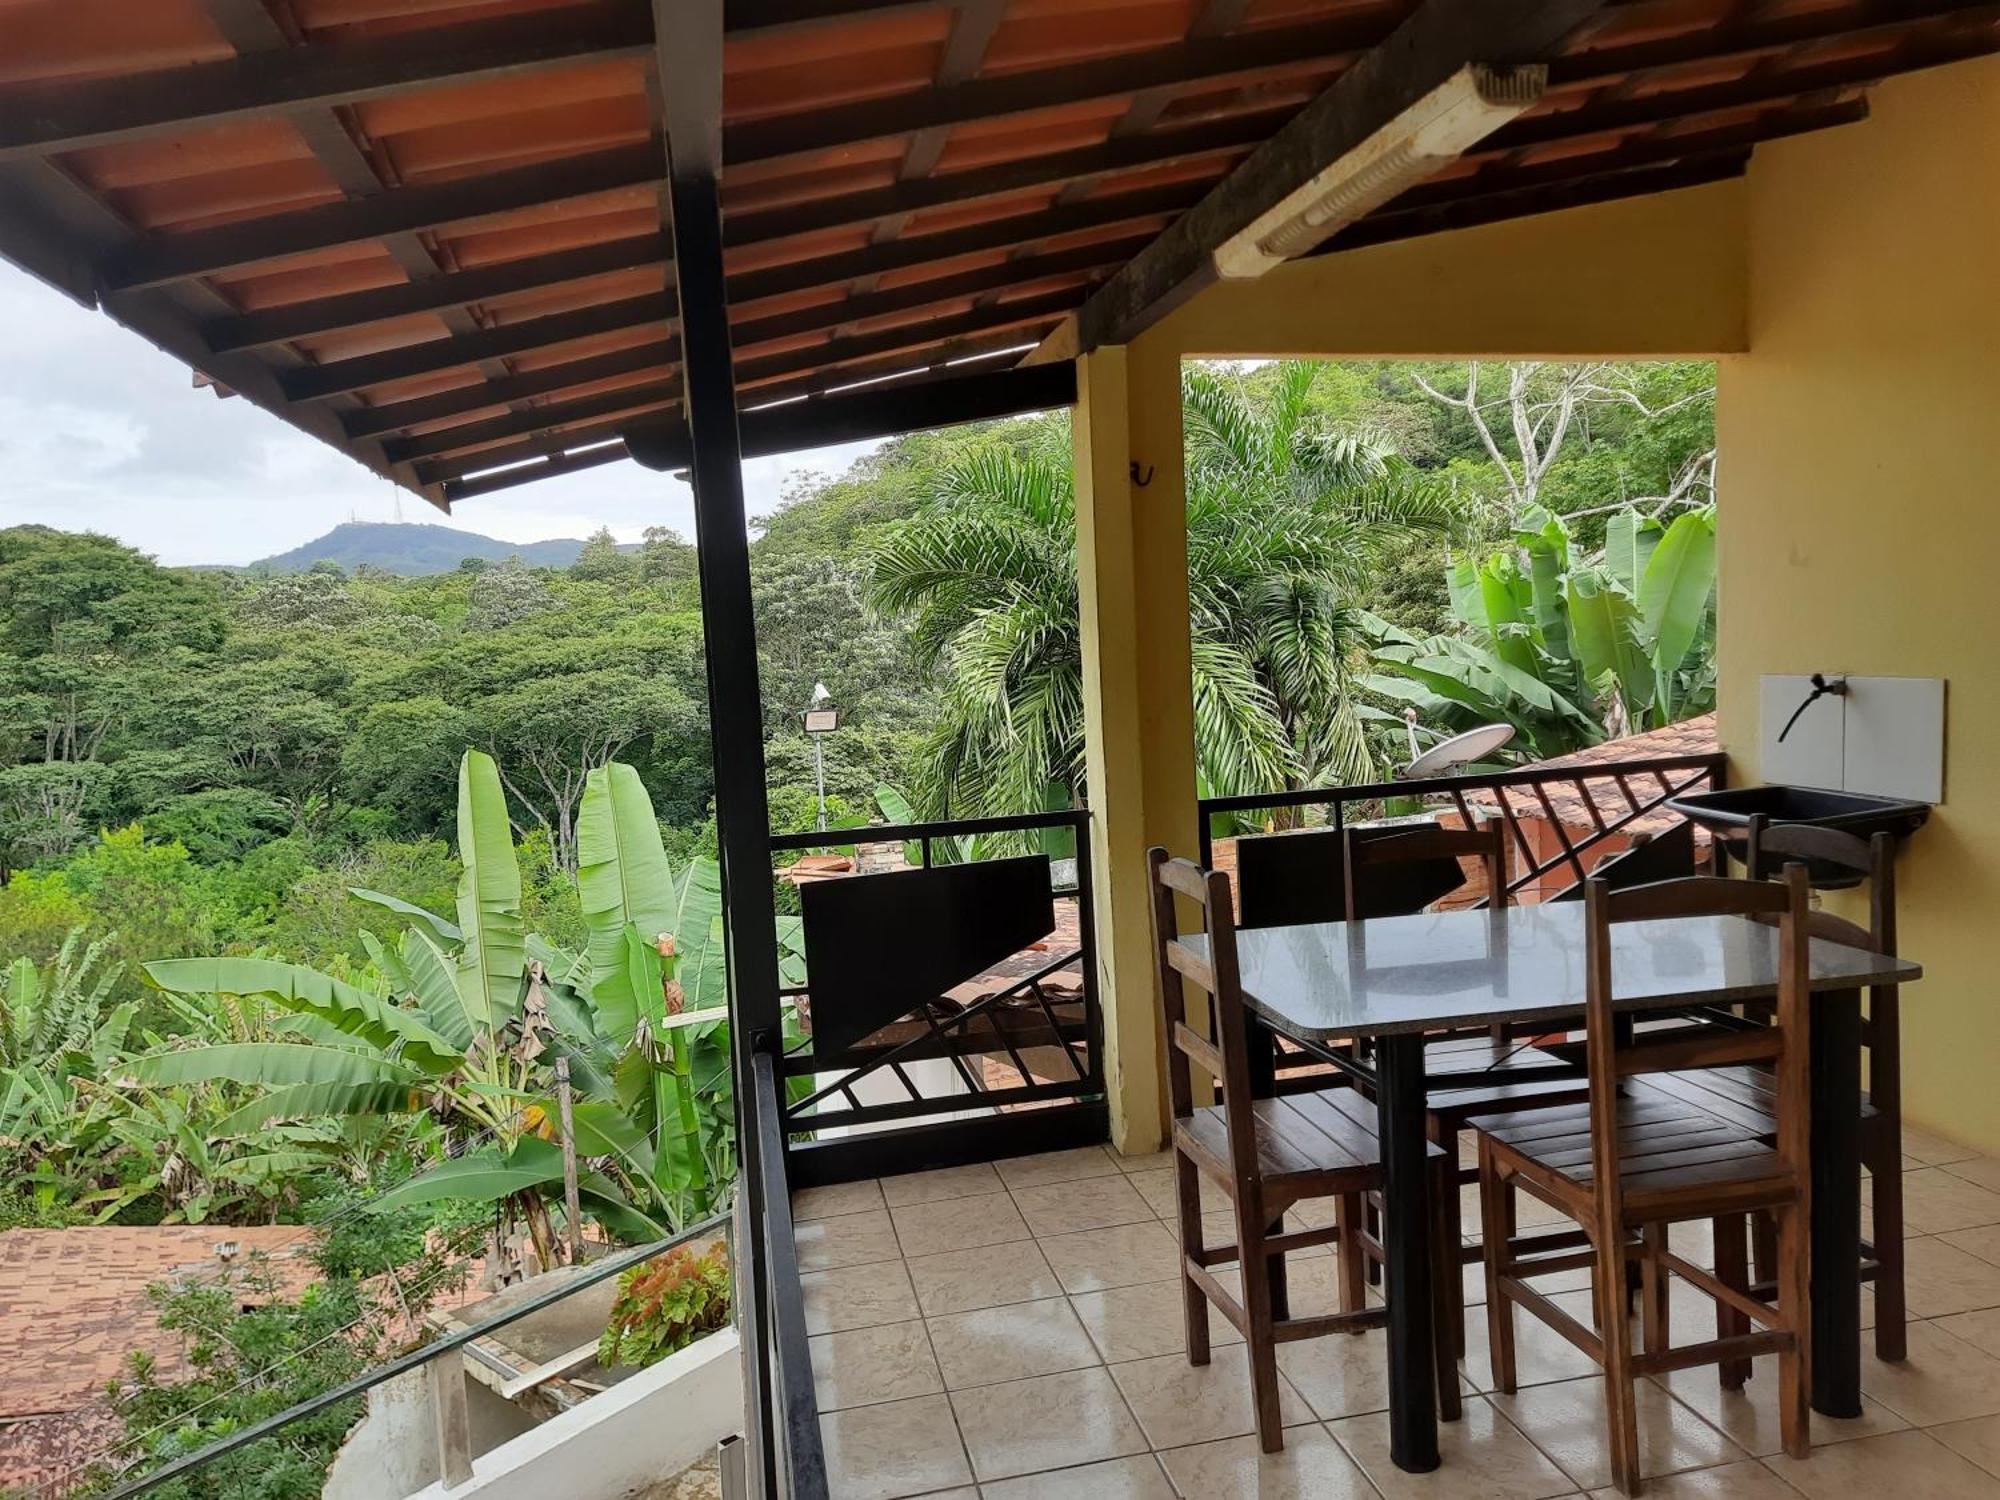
0 356 1718 1495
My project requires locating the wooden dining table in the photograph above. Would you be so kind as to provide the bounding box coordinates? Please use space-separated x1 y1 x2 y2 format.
1187 902 1921 1474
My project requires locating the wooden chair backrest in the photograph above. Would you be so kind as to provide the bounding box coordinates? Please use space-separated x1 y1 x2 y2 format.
1342 817 1508 922
1147 847 1262 1192
1583 867 1812 1229
1745 815 1897 957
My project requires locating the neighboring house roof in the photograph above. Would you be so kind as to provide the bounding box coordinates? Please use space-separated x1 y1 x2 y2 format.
0 1226 318 1490
1466 713 1721 839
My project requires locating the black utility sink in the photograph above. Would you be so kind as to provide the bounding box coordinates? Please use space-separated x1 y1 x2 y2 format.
1666 785 1930 887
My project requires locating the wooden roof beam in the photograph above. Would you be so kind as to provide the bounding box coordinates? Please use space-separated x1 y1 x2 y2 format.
1063 0 1612 354
0 3 654 162
381 287 1074 462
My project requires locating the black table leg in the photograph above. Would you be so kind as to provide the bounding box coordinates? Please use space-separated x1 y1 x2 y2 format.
1376 1031 1440 1472
1243 1013 1288 1320
1811 987 1863 1418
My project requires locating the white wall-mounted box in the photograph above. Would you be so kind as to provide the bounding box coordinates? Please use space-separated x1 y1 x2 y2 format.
1758 674 1946 803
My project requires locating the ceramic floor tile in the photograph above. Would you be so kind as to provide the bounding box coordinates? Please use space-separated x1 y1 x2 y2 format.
818 1392 973 1500
1070 1277 1243 1363
1656 1353 1907 1457
1937 1308 2000 1361
1106 1345 1312 1448
994 1145 1123 1189
1933 1415 2000 1480
1461 1294 1604 1389
925 1295 1099 1390
1902 1127 1983 1167
949 1366 1149 1482
794 1207 904 1272
1944 1159 2000 1195
1486 1374 1747 1491
1902 1235 2000 1317
1890 1169 2000 1236
1115 1148 1175 1175
1862 1318 2000 1425
1328 1394 1575 1500
809 1319 943 1411
889 1190 1032 1258
1038 1218 1180 1293
1013 1173 1156 1237
1584 1459 1801 1498
791 1179 884 1222
878 1161 1005 1207
1214 1251 1367 1321
1945 1224 2000 1269
1275 1324 1405 1420
904 1240 1063 1317
1765 1427 2000 1500
801 1259 920 1336
1156 1423 1378 1499
979 1453 1176 1499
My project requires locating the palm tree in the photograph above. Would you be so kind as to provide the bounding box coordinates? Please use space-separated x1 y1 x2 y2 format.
868 362 1465 817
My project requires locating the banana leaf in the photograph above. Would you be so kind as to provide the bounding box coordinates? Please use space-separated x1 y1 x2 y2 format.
347 889 462 945
129 1043 423 1091
368 1136 567 1213
1566 571 1654 720
1603 508 1664 598
577 764 678 1042
1637 509 1718 676
217 1080 423 1135
455 750 526 1031
143 958 458 1072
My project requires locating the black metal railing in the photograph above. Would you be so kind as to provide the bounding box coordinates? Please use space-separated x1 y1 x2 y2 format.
768 807 1106 1185
1199 750 1726 902
83 1214 734 1500
738 1051 829 1500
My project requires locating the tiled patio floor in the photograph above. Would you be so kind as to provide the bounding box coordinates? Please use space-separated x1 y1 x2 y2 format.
793 1128 2000 1499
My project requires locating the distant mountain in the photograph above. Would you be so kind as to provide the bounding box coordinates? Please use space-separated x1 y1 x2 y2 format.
242 522 603 575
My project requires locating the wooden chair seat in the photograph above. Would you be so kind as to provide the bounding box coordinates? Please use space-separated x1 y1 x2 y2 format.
1425 1037 1593 1128
1180 1087 1448 1214
1649 1065 1882 1139
1472 1086 1794 1222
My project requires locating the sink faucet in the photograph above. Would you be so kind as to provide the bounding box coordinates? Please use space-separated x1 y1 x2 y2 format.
1776 673 1848 743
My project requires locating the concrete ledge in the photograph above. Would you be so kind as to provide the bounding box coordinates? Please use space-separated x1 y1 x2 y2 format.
403 1329 741 1500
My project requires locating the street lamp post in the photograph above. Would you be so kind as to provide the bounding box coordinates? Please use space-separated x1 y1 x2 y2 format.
802 681 841 832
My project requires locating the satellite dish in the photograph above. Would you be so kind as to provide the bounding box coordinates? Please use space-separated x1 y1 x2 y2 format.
1402 723 1516 778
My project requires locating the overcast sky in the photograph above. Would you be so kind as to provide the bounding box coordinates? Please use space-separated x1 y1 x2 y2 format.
0 261 881 567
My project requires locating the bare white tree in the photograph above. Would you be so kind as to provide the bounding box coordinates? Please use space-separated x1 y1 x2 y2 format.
1410 361 1713 515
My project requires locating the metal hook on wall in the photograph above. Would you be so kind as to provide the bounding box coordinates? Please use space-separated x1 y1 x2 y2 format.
1129 461 1155 487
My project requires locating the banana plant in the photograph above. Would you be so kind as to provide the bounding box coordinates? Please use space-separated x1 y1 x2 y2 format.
130 752 804 1243
1368 505 1717 757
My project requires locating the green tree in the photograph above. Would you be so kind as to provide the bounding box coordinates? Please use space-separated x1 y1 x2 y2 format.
868 363 1463 815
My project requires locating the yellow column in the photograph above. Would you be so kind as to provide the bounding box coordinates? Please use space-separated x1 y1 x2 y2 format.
1073 342 1199 1156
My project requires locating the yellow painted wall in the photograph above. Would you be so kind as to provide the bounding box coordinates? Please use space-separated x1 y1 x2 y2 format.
1144 177 1747 360
1717 57 2000 1152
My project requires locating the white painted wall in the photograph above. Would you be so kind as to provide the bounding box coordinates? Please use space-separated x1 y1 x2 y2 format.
398 1329 741 1500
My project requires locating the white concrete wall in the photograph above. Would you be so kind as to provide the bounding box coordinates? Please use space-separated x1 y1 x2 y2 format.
326 1359 543 1500
400 1329 742 1500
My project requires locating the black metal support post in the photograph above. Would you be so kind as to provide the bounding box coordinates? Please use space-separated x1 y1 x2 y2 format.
1811 987 1865 1417
667 163 788 1493
1375 1031 1441 1472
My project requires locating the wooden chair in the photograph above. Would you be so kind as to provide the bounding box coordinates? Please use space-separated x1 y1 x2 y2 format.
1146 847 1459 1453
1343 818 1596 1352
1471 867 1816 1496
1648 816 1904 1361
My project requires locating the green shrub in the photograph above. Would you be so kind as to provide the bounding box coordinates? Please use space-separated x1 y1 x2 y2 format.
597 1241 732 1370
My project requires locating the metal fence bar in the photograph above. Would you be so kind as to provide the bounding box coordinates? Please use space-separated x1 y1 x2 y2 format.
750 1050 829 1499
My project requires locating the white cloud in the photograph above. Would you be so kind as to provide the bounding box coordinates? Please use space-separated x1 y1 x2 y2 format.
0 263 880 566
